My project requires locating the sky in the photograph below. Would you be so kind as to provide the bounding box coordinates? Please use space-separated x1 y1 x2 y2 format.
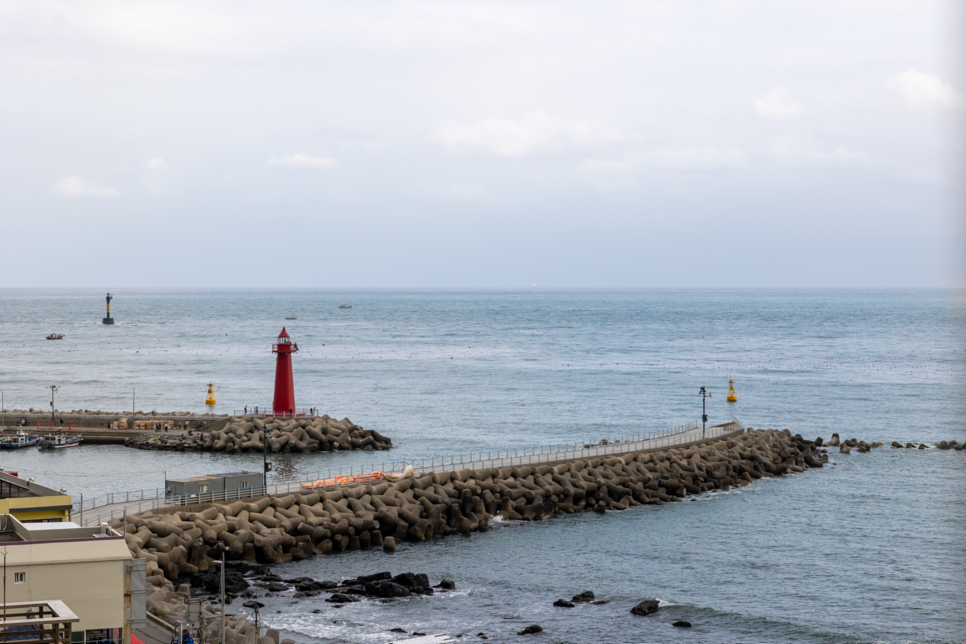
0 1 964 288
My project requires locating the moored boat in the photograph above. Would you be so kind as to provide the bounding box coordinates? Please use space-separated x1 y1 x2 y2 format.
0 430 41 449
46 333 65 340
38 432 83 449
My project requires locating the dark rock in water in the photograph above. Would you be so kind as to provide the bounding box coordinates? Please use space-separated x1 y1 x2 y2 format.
839 445 851 454
412 633 426 637
191 569 250 595
553 599 574 608
593 502 606 513
437 579 456 590
391 572 416 587
571 591 595 603
631 600 660 616
892 441 902 448
365 581 411 598
297 580 337 592
814 437 823 446
672 620 692 628
312 609 320 614
938 441 949 450
591 600 609 605
918 444 927 449
242 601 265 609
414 573 430 588
517 625 543 635
326 594 359 603
389 628 406 633
266 582 289 592
356 571 392 584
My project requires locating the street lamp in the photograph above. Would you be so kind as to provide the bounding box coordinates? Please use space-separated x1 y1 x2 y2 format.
47 385 59 425
699 386 711 438
262 426 273 488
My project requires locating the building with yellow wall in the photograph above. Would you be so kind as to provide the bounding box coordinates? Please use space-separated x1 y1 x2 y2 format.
0 470 72 522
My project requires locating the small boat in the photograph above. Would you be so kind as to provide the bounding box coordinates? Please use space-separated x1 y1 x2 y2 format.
0 431 41 449
46 334 65 340
38 432 83 449
285 316 297 320
338 305 352 309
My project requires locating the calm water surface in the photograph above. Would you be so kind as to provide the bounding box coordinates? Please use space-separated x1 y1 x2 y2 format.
1 288 963 643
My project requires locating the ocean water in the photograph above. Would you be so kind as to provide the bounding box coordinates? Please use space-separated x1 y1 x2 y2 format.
1 288 964 643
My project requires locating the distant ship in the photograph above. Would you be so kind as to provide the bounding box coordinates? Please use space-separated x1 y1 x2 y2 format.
285 316 297 320
46 333 65 340
338 305 352 309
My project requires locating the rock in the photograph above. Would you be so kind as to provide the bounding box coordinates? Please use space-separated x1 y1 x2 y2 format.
326 594 359 603
839 445 850 454
365 581 411 598
517 625 543 635
553 599 574 608
437 579 456 590
918 444 927 449
571 591 595 603
383 537 396 553
938 441 949 450
390 628 406 633
891 441 902 448
631 600 660 616
672 620 691 628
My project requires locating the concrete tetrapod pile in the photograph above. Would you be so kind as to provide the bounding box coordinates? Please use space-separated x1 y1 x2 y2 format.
129 414 393 453
116 428 827 628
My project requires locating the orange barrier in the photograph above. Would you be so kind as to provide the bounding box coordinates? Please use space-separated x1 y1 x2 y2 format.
301 471 394 489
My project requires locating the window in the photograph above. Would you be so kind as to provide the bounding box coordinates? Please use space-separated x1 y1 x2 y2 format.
14 572 25 583
240 480 249 488
199 484 209 494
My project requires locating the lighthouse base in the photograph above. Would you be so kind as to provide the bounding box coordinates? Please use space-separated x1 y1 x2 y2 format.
102 317 114 325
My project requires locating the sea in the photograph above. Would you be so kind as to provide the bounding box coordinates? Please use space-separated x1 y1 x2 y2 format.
1 288 964 644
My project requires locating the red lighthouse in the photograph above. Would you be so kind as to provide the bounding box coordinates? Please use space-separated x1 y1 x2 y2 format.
272 327 298 416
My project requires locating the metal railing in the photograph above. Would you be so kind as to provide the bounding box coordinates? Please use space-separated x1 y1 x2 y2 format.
75 417 743 527
231 408 319 418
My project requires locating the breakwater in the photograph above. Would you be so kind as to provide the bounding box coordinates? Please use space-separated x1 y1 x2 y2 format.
117 427 826 627
127 415 392 453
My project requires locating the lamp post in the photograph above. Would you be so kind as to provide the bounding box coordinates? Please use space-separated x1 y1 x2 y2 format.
262 426 272 488
47 385 59 425
133 387 136 415
699 386 711 438
1 389 4 428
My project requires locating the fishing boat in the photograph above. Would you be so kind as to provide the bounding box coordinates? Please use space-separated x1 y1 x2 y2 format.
46 333 65 340
0 430 41 449
338 304 352 309
38 432 83 450
285 316 297 320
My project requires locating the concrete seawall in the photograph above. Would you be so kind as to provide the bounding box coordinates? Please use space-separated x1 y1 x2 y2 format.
113 427 827 608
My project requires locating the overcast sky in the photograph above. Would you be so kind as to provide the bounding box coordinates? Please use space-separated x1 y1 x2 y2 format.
1 1 963 288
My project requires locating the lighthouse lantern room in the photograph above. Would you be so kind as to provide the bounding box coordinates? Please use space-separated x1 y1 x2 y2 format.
272 327 299 417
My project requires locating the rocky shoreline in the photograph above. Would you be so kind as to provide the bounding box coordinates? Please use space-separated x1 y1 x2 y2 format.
126 415 393 453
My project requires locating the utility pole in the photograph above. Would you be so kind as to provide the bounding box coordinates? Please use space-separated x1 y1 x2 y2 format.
220 549 226 644
262 426 272 488
699 386 711 438
48 385 59 425
133 387 136 415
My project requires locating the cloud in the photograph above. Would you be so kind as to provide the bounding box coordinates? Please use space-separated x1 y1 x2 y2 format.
268 153 338 168
753 89 804 121
52 175 120 197
889 70 965 111
422 182 484 198
144 157 167 170
434 112 630 156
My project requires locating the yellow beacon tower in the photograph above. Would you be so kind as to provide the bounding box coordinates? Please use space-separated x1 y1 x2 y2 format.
727 377 737 403
205 382 217 405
